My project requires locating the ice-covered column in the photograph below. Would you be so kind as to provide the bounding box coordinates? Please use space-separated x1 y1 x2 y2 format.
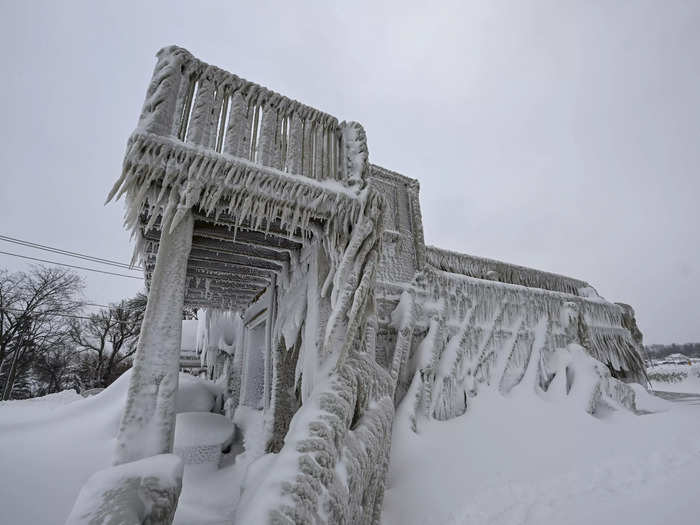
114 212 194 465
406 178 426 269
137 47 187 136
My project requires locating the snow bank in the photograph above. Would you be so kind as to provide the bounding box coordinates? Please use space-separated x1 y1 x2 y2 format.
0 389 83 424
384 383 700 525
65 454 183 525
0 369 222 525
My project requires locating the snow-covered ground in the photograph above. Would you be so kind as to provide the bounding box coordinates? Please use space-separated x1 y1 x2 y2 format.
383 384 700 525
0 371 251 525
1 370 699 524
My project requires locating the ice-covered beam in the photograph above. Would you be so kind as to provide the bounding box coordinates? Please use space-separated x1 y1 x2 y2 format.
146 230 293 263
184 270 271 288
146 255 280 276
188 280 262 294
192 222 304 250
189 236 291 262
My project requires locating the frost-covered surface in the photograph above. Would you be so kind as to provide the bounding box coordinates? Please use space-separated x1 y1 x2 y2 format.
65 453 183 525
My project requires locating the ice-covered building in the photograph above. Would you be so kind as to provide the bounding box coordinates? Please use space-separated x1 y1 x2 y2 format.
73 46 648 524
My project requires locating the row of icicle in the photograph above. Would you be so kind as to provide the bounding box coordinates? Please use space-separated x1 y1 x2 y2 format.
426 245 591 296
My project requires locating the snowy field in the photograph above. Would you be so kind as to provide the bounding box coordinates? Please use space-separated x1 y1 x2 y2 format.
384 383 700 525
1 371 699 525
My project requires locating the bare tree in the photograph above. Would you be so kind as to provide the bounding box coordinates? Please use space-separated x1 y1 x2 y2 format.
0 266 83 400
70 296 146 389
32 342 81 396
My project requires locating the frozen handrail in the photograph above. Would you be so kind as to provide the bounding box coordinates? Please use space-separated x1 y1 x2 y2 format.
136 45 367 186
426 245 592 296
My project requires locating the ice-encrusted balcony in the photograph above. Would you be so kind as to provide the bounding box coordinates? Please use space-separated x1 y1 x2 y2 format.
108 45 371 311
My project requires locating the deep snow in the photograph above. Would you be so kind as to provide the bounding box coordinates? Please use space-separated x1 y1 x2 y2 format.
1 370 698 524
383 384 700 525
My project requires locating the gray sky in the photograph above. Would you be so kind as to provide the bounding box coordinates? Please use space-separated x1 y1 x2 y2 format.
1 0 698 344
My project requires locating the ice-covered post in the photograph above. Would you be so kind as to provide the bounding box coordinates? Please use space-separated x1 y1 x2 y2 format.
114 212 194 465
113 47 197 465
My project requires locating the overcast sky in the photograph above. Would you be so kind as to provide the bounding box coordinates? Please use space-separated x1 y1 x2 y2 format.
1 1 698 344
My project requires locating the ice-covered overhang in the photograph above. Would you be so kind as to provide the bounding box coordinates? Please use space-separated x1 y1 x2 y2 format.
108 46 371 311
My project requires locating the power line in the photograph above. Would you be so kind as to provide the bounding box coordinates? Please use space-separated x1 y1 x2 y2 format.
0 306 137 325
0 234 143 271
0 250 143 280
0 233 287 272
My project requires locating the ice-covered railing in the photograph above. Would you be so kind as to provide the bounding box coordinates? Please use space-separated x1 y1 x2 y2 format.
135 45 364 185
390 268 648 429
108 46 371 244
426 245 591 296
422 269 646 382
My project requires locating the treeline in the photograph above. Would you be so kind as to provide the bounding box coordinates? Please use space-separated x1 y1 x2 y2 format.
0 266 146 400
645 342 700 359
